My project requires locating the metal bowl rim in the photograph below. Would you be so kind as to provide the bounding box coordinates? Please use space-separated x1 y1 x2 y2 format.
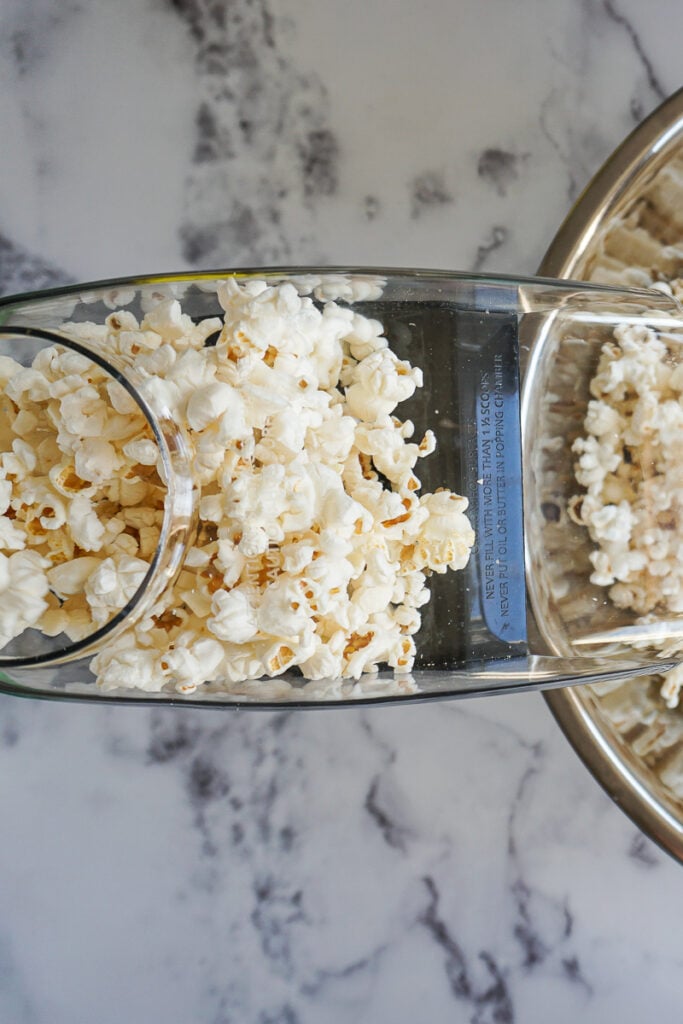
538 87 683 863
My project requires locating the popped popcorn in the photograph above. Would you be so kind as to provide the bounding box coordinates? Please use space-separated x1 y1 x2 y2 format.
1 278 476 695
0 343 166 648
0 549 51 649
570 316 683 707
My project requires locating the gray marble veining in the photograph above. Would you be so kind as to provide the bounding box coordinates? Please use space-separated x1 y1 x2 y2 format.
1 1 683 1021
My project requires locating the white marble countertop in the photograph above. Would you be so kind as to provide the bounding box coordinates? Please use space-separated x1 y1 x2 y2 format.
2 2 683 1021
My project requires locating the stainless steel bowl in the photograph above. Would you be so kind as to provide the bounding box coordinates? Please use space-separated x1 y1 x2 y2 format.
539 87 683 861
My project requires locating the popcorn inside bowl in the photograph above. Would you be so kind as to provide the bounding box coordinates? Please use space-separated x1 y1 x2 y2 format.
568 298 683 708
0 341 165 654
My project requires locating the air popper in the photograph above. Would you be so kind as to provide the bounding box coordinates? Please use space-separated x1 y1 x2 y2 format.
1 270 682 707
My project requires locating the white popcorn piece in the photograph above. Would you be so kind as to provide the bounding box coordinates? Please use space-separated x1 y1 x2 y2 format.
0 355 23 388
312 273 386 304
11 409 39 437
176 577 213 619
134 344 178 379
263 635 310 676
207 587 259 644
0 551 9 591
257 576 312 640
345 349 422 422
186 381 236 431
159 638 224 694
116 329 164 360
104 380 139 415
39 605 72 638
30 499 68 536
142 298 190 341
168 348 220 397
344 312 388 362
102 288 138 311
342 627 389 679
2 438 38 481
5 368 51 404
0 515 27 550
199 493 224 524
225 461 288 531
84 555 150 625
118 476 152 508
0 549 51 648
410 491 476 573
184 545 213 568
297 630 350 680
255 408 309 463
48 463 96 499
190 444 225 486
216 660 290 691
237 524 269 557
585 502 633 545
214 389 249 443
74 438 122 485
215 540 246 587
122 437 159 466
93 643 165 693
138 375 182 420
660 665 683 709
47 556 103 598
280 539 317 575
305 408 356 465
358 415 421 483
138 525 160 560
0 476 11 517
109 532 139 558
57 386 109 439
121 506 160 529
